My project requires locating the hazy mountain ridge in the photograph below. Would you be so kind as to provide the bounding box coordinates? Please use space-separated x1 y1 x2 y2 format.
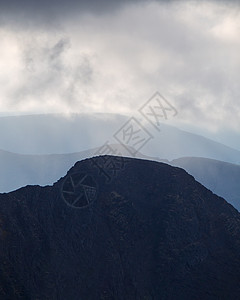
0 113 240 164
1 113 239 211
1 148 240 213
0 156 240 299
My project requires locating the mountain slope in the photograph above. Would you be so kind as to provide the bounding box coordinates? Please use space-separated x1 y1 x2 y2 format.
0 156 240 299
171 157 240 211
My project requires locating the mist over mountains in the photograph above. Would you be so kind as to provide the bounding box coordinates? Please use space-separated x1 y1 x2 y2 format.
1 0 240 298
0 113 239 211
0 113 240 163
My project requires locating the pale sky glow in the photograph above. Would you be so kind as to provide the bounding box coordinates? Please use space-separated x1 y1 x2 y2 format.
0 0 240 140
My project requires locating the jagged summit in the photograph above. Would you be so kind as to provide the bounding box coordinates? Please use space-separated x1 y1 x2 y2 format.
0 156 240 299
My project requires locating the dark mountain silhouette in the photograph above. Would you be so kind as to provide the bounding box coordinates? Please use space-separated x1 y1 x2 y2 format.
171 157 240 211
0 156 240 299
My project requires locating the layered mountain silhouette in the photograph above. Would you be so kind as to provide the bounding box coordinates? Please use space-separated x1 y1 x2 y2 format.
0 156 240 299
0 113 240 163
1 145 239 213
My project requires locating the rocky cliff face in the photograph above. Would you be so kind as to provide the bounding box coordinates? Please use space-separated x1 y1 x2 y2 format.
0 156 240 299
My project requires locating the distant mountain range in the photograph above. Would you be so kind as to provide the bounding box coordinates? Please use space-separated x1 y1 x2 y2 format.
0 113 240 163
0 156 240 299
1 145 239 212
0 113 126 155
0 113 239 211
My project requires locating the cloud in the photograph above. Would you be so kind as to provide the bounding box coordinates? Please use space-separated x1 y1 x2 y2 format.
0 0 240 135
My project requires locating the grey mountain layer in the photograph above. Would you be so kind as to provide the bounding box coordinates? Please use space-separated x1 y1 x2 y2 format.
0 113 240 163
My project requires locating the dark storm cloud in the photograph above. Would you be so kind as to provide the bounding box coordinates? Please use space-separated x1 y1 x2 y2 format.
1 0 238 13
0 0 152 29
1 0 239 29
1 0 146 16
1 0 239 30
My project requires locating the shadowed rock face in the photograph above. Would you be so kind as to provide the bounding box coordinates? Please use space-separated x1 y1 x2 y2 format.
171 157 240 212
0 156 240 299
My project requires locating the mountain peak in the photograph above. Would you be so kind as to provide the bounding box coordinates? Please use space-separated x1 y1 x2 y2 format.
0 156 240 299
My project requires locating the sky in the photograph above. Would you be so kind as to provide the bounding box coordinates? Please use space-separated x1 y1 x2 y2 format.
0 0 240 149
